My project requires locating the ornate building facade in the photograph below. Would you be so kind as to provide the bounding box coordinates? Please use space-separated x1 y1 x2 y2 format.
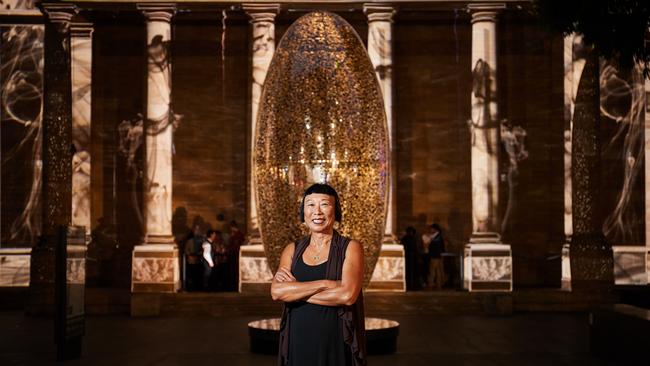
1 1 647 307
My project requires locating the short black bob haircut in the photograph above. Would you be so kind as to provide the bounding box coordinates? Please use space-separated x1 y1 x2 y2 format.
299 183 343 223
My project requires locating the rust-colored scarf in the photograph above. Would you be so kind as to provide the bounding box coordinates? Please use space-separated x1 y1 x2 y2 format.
277 230 367 366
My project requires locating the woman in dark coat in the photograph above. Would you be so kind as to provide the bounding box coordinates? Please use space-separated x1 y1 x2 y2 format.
271 183 366 366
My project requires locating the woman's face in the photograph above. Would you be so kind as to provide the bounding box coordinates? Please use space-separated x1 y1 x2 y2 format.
303 193 336 234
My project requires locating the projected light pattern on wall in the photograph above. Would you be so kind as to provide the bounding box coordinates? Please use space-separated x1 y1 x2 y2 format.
1 25 44 246
500 122 528 233
600 62 645 245
469 57 499 235
71 27 93 235
118 114 145 227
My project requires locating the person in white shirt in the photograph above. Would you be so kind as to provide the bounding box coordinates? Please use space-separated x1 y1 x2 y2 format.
201 229 217 290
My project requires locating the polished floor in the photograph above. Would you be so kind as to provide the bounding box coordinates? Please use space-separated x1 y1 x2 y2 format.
0 311 617 366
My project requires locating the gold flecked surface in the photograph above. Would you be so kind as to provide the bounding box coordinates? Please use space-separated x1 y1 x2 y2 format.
570 48 613 285
254 12 388 286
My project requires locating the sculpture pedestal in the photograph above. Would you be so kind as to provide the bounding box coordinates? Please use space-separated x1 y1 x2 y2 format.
239 243 405 293
131 244 180 293
463 243 512 292
0 248 31 287
238 244 274 293
612 246 649 285
248 317 399 355
366 243 405 292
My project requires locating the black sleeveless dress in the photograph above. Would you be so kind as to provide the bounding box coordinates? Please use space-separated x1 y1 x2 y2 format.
287 254 352 366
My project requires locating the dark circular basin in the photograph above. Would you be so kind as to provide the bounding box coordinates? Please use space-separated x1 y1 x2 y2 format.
248 317 399 355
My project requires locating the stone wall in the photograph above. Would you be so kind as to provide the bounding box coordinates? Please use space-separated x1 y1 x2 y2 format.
499 14 565 287
92 13 145 287
394 12 474 257
172 16 248 234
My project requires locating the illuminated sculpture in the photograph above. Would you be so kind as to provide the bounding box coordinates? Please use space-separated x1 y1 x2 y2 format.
254 11 388 285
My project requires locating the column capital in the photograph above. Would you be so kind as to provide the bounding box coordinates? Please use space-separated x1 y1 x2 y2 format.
243 3 280 23
70 23 94 38
137 3 176 22
41 3 78 30
363 3 396 23
467 3 506 23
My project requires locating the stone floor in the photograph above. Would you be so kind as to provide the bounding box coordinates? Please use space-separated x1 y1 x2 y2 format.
0 311 618 366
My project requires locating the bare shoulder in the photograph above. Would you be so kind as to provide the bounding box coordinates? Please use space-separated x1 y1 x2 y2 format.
345 240 363 258
343 240 364 277
281 242 295 257
284 242 295 252
347 239 362 250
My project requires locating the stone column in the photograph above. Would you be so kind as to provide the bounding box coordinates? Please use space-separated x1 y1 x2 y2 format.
570 44 613 290
131 4 179 294
561 34 587 290
643 61 650 284
463 3 511 292
29 3 77 314
646 71 650 250
468 4 504 240
244 3 280 243
364 3 396 241
70 23 93 237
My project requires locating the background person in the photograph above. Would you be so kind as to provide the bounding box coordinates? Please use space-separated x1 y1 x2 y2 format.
227 221 245 291
426 224 446 290
201 229 217 290
400 226 420 290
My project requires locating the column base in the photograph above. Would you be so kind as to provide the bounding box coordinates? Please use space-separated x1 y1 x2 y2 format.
131 243 180 293
246 234 263 245
239 244 273 293
463 237 512 292
142 234 175 245
382 234 399 244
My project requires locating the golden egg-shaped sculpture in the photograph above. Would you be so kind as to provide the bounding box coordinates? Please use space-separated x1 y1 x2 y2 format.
254 11 388 286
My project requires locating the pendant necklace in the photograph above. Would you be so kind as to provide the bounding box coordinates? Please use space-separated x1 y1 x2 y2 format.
311 239 329 261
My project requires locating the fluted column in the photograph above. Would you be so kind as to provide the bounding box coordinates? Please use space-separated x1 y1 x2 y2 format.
467 4 504 241
131 4 179 294
364 3 396 240
140 4 175 244
244 3 280 242
29 2 78 314
70 23 93 237
646 72 650 251
463 4 511 292
646 65 650 284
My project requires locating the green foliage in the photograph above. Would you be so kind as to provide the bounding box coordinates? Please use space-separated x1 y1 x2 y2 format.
534 0 650 76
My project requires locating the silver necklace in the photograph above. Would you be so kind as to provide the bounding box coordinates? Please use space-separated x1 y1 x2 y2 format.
310 239 330 261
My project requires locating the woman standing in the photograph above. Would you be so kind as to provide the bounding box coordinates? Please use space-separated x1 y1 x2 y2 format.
271 183 366 366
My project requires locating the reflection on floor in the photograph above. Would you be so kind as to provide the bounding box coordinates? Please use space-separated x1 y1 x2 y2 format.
0 311 617 366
